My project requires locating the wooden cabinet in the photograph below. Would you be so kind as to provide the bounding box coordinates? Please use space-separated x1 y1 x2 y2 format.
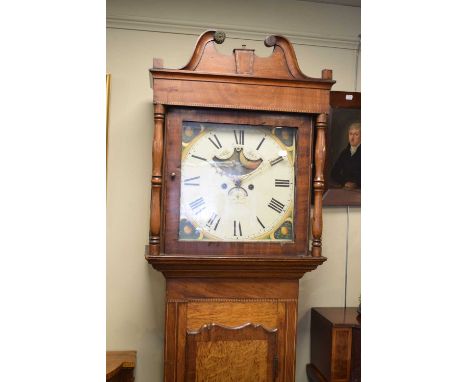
306 308 361 382
106 351 136 382
145 30 335 381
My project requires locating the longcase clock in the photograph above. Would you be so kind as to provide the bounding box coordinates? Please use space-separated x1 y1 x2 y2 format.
146 30 334 382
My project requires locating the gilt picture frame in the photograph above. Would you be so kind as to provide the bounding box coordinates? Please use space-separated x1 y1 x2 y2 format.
106 73 111 187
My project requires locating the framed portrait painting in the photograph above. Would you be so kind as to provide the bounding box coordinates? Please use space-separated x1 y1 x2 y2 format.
322 91 361 206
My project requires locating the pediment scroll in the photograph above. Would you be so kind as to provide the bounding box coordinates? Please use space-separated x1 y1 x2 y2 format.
176 30 331 81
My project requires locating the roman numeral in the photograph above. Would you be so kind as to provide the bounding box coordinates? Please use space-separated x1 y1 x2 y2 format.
189 197 205 214
214 217 221 231
183 176 200 186
206 212 220 229
256 137 265 151
275 179 290 187
233 220 242 236
268 198 285 214
257 216 265 229
270 156 284 166
234 130 244 145
208 134 222 149
192 154 207 161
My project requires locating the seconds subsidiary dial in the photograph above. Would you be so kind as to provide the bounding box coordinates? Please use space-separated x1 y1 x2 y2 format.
179 122 296 242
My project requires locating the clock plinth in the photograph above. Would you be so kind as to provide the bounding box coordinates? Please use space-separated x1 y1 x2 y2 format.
146 31 334 381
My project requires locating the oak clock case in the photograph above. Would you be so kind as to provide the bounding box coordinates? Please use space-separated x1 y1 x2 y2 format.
164 108 312 256
146 30 334 382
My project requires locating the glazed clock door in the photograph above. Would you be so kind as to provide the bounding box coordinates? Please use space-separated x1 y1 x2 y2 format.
163 108 313 256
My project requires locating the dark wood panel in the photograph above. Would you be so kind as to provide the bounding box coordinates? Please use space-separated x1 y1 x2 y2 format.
322 189 360 207
310 309 333 381
308 308 361 382
350 327 361 382
176 303 187 382
164 303 178 382
331 328 352 380
313 307 360 328
330 91 361 109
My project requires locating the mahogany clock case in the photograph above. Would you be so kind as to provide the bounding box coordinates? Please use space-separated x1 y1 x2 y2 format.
162 107 314 257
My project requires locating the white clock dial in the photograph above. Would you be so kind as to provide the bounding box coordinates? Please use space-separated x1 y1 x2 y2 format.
179 122 295 242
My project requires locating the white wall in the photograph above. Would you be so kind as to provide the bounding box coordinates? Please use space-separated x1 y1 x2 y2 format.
106 1 360 381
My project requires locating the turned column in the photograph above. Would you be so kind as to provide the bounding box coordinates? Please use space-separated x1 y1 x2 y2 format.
149 103 165 256
311 113 327 257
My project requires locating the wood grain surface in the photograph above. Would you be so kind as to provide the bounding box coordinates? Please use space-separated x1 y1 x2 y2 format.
186 323 277 382
149 104 165 256
195 340 268 381
187 301 279 330
308 308 360 382
312 113 327 257
106 351 136 381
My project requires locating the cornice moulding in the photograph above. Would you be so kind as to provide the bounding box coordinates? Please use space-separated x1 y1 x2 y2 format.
107 14 360 51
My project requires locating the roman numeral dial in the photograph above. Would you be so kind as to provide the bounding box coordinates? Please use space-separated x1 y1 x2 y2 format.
233 220 242 237
233 130 244 145
189 197 205 215
184 176 200 186
275 179 290 187
268 198 285 214
179 122 295 242
208 134 222 149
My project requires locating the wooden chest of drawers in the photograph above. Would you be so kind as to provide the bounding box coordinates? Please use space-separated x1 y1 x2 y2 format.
306 308 360 382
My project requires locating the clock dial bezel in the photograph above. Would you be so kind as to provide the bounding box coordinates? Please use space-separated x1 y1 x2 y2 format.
163 108 313 257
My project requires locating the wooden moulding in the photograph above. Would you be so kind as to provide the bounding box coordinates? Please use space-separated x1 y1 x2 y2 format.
312 113 327 257
150 30 335 114
145 255 326 279
149 104 165 256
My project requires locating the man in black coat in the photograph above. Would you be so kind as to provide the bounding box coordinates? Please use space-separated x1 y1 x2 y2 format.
331 122 361 190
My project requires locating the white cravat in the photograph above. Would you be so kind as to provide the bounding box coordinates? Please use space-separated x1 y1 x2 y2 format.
350 143 360 156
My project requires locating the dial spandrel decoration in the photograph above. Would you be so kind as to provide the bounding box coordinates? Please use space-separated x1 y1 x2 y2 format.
179 121 296 242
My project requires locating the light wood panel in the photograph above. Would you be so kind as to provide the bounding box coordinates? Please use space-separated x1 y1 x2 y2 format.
187 301 279 330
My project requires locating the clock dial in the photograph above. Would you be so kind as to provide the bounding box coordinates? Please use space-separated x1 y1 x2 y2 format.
179 122 296 242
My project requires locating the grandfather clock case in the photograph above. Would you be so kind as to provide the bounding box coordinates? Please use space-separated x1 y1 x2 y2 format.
146 31 334 381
